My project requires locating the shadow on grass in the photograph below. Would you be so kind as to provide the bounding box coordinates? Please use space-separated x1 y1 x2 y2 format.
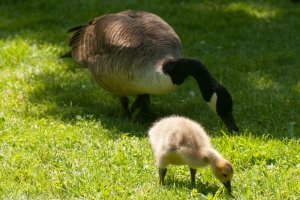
25 66 218 138
1 0 297 47
25 60 299 138
162 178 231 198
3 0 299 138
26 68 150 137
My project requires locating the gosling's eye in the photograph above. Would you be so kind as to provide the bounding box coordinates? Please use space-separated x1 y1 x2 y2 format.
223 174 227 177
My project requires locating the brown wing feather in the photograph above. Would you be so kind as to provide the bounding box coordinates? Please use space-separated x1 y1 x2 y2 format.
67 10 182 69
67 18 98 66
67 25 86 33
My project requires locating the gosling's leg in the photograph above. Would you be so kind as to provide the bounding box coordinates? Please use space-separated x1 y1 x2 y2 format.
159 168 167 185
119 97 131 118
190 168 197 185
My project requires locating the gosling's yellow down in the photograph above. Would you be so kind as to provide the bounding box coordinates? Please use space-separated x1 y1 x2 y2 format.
148 115 233 192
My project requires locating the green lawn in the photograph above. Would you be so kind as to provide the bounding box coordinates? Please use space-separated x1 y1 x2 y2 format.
0 0 299 199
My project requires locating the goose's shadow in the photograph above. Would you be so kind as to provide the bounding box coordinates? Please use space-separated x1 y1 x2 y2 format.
27 68 146 136
27 67 216 137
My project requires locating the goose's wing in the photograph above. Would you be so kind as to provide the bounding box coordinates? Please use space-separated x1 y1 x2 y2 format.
67 10 182 67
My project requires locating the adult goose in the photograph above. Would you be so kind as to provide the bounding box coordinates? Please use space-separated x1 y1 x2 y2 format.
62 10 238 132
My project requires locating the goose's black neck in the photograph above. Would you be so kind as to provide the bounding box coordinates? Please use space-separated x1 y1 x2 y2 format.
163 58 218 102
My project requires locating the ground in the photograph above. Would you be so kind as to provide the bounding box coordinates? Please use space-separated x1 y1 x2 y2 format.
0 0 299 199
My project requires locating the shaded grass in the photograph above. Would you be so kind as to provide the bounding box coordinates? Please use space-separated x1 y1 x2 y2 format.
0 0 300 199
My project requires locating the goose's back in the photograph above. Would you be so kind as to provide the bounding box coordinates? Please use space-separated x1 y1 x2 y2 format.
68 10 183 96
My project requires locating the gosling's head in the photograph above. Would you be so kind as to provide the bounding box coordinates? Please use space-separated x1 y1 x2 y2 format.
212 160 234 193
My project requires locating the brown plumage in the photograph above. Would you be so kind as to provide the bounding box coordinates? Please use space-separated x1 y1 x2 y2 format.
63 10 239 132
66 10 181 95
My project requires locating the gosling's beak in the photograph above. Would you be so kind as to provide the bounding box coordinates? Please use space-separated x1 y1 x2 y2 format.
223 181 232 193
220 112 239 132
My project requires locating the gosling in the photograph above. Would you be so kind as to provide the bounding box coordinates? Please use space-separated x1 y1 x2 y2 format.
148 115 233 192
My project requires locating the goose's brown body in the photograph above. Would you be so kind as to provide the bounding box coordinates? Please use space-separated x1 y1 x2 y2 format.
68 10 182 96
65 10 239 132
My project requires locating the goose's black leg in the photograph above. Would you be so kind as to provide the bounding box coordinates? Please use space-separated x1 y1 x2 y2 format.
140 94 150 113
190 168 197 185
159 168 167 185
119 97 131 118
130 94 151 114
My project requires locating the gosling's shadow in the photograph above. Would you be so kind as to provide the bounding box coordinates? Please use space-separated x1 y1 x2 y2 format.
162 178 219 196
192 182 220 195
163 179 235 198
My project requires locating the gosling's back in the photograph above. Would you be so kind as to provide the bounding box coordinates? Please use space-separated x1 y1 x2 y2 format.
148 116 212 167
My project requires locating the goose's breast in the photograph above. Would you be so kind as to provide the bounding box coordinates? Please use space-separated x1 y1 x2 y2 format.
90 63 178 96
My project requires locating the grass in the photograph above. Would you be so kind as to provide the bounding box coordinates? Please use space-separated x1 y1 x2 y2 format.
0 0 299 199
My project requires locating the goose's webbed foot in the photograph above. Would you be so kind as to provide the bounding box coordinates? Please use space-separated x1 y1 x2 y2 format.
132 94 157 122
119 94 156 122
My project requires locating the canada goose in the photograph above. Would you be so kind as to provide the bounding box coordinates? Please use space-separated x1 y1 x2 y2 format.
62 10 238 132
148 115 233 192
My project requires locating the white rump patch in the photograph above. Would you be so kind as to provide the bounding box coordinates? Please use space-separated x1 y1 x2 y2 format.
207 92 217 113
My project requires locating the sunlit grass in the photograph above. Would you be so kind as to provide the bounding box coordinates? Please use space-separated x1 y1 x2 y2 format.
225 2 281 19
0 0 299 199
247 71 281 90
294 82 300 93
